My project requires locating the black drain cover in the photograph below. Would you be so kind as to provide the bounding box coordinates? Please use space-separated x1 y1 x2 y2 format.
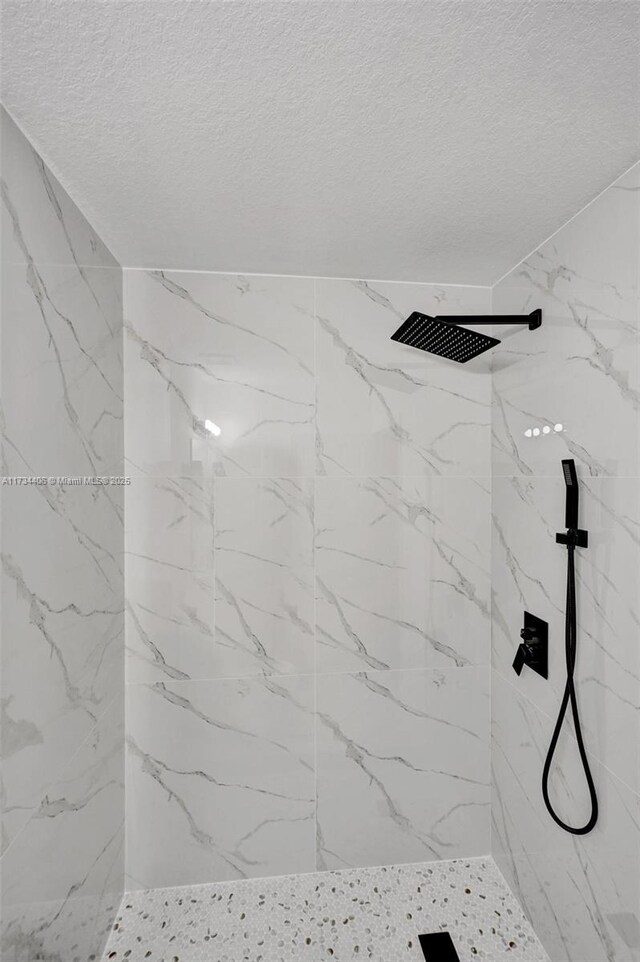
418 931 460 961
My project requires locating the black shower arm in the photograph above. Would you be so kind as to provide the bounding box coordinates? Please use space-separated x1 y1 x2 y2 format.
436 309 542 331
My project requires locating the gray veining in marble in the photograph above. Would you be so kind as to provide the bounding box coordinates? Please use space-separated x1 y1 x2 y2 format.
491 161 640 962
123 268 494 891
125 675 316 889
315 278 492 477
123 270 316 479
2 696 124 962
1 107 124 962
492 671 640 962
125 476 216 683
215 477 314 677
316 667 490 871
2 112 122 481
316 476 490 672
492 164 640 480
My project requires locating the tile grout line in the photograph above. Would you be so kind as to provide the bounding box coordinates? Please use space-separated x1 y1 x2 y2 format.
124 663 489 688
488 277 494 864
313 276 319 873
124 264 494 289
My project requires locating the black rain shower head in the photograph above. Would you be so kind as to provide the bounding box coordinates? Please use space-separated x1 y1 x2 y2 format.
391 313 499 362
390 309 541 363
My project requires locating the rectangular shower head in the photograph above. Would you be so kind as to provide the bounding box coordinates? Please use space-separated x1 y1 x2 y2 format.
562 458 579 530
390 312 500 363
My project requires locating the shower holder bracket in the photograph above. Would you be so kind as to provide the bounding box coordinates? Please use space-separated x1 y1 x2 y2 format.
512 612 548 679
556 528 588 548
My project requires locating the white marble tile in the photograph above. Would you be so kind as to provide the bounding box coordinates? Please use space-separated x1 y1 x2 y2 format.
0 105 124 961
1 695 124 962
315 279 492 477
490 162 640 962
492 165 640 479
1 258 124 477
126 475 214 572
2 112 123 477
316 667 490 871
126 675 315 889
1 482 124 851
502 164 639 305
125 476 217 683
316 477 490 672
126 562 215 685
1 107 118 271
492 670 640 962
215 477 314 676
123 270 315 478
492 475 640 791
491 305 640 479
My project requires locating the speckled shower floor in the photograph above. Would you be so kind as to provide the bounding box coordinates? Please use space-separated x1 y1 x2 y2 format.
101 856 550 962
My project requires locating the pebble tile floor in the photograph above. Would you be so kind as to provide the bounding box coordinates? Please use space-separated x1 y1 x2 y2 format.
101 857 550 962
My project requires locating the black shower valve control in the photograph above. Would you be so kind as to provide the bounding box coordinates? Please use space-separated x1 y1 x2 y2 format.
512 612 549 679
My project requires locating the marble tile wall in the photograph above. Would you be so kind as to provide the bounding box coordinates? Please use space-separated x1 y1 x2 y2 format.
123 270 493 889
2 87 636 962
491 163 640 962
0 108 124 961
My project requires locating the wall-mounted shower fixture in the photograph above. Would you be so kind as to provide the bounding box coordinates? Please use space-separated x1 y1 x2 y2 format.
512 612 548 679
541 458 598 835
390 309 541 362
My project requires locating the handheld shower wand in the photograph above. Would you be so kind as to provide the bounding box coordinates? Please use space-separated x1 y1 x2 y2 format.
541 459 598 835
562 458 579 530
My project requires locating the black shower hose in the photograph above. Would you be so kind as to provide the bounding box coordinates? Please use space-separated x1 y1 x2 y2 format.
541 542 598 835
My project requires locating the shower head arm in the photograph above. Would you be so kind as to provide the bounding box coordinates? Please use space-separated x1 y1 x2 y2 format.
435 309 542 331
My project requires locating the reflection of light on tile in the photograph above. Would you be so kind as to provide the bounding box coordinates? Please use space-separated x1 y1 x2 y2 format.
525 423 564 438
607 913 640 950
204 419 222 437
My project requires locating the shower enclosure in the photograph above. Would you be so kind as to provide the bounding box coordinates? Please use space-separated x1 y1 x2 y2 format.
0 104 638 962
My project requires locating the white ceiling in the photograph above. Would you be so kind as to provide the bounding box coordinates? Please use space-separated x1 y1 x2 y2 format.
2 1 639 283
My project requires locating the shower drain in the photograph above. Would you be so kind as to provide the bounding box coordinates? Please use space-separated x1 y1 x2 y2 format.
418 930 461 960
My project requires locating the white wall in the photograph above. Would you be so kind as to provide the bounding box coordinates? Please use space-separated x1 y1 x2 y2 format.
0 108 124 962
123 271 493 888
491 163 640 962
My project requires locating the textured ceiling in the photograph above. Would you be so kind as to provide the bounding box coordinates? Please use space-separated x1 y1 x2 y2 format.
2 1 639 283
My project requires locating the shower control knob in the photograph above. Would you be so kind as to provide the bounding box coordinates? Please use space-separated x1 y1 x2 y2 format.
512 643 527 676
512 612 549 679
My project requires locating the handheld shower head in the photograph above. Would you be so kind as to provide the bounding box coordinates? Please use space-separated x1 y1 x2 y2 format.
562 458 579 530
